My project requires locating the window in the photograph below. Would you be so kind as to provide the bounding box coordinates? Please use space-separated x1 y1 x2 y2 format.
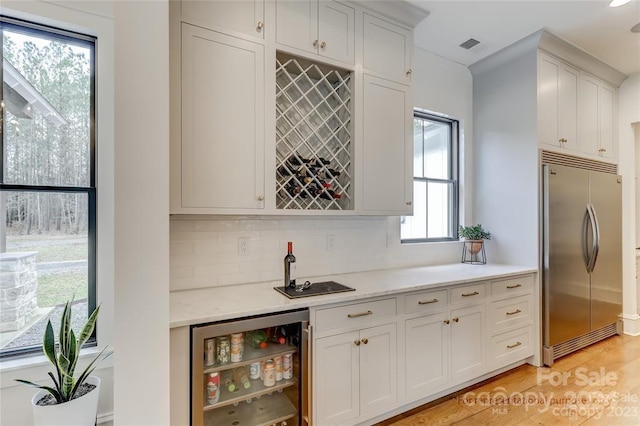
0 18 96 358
401 111 458 242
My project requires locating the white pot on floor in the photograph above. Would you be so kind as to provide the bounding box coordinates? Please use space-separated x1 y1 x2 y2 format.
31 376 101 426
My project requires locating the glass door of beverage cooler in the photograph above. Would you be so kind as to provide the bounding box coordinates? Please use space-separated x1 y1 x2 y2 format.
191 309 310 426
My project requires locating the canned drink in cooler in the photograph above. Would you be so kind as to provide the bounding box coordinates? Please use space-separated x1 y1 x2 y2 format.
283 353 293 379
263 360 276 387
206 372 220 405
274 355 283 381
230 333 244 362
249 361 261 380
216 336 230 365
204 338 215 367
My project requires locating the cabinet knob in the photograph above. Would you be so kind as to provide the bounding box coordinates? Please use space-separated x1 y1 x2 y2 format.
453 317 459 323
354 340 361 346
406 69 412 76
257 195 265 201
313 39 319 48
443 319 450 324
320 41 326 49
559 138 567 144
406 201 412 206
362 338 368 345
598 148 606 153
256 21 264 31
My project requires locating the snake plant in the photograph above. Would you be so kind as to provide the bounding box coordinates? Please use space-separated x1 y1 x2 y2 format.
16 301 109 403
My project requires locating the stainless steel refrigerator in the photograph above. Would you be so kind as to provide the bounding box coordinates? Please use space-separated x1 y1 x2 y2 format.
542 163 623 366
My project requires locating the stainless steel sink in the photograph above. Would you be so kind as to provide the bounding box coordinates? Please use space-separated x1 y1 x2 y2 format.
274 281 355 299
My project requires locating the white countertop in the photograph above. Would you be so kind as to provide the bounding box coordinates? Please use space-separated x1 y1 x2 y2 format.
170 263 537 328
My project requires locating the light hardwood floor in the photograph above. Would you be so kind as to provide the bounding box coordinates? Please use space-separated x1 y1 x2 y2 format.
379 334 640 425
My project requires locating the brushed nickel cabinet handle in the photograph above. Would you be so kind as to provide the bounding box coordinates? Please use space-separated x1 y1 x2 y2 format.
452 317 459 322
256 21 264 31
406 69 412 76
313 39 319 48
506 309 522 316
347 310 372 318
361 338 368 345
406 201 412 206
462 291 479 297
320 41 326 49
257 194 265 201
506 284 522 289
418 299 439 305
598 148 606 153
507 341 522 349
354 340 361 346
443 320 450 324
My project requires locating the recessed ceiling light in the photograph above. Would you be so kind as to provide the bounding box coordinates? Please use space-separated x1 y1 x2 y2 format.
610 0 631 7
632 23 640 33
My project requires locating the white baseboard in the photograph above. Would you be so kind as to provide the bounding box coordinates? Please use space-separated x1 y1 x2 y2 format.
621 313 640 336
98 411 114 426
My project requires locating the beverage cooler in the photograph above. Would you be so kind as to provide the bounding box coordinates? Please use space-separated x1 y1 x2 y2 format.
191 309 310 426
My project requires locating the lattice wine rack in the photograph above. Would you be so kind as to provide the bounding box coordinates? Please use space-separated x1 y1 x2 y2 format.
275 53 352 210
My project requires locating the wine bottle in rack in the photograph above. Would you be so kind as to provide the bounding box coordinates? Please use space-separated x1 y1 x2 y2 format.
317 168 341 179
286 185 307 198
277 164 295 176
318 188 341 200
286 154 308 166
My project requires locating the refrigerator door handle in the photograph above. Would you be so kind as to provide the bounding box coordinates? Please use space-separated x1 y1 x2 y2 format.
582 206 593 272
589 203 601 272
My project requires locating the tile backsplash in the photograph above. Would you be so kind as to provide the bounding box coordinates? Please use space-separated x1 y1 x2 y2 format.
170 216 462 291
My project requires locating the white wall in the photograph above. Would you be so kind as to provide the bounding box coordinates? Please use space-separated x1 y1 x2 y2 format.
1 1 172 425
169 47 474 293
113 1 170 425
618 73 640 335
0 1 115 425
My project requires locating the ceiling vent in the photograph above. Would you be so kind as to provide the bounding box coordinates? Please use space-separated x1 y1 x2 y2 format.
459 38 480 50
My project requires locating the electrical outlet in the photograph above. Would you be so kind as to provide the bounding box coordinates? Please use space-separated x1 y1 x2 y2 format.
238 237 250 256
327 234 336 251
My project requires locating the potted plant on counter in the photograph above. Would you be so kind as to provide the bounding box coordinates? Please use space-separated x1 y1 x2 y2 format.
16 301 110 426
459 224 491 264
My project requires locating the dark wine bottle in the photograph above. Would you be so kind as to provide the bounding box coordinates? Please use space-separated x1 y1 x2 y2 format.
277 164 296 176
318 168 341 179
287 154 308 166
286 185 307 198
284 241 297 288
318 188 341 200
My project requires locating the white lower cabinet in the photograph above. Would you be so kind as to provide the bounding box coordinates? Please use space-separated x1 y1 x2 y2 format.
314 323 397 425
312 273 535 425
405 312 449 399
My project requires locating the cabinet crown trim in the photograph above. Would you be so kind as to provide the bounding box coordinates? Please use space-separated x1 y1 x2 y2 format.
470 29 627 87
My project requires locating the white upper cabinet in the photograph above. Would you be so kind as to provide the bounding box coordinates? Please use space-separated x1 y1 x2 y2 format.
538 52 579 152
363 13 412 85
538 51 618 163
361 75 412 214
180 0 265 40
180 24 265 210
276 0 355 64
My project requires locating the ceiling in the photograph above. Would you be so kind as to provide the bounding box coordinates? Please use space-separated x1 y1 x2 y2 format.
409 0 640 76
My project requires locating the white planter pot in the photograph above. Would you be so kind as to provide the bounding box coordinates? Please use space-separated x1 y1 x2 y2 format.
32 376 101 426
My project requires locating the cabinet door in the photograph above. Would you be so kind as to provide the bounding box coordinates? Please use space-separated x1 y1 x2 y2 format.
276 0 318 55
598 83 616 159
538 53 560 147
359 323 397 417
318 1 355 63
559 64 579 151
579 74 600 156
450 304 486 383
405 312 449 399
180 0 265 39
362 75 412 214
181 24 265 209
314 331 359 425
363 13 411 84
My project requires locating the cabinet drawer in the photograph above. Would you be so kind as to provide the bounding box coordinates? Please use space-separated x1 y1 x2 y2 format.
489 326 533 368
450 283 486 305
404 289 448 314
489 295 532 334
491 275 533 298
314 298 396 332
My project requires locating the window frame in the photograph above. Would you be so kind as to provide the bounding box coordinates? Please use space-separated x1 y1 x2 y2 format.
0 16 97 359
401 110 459 243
